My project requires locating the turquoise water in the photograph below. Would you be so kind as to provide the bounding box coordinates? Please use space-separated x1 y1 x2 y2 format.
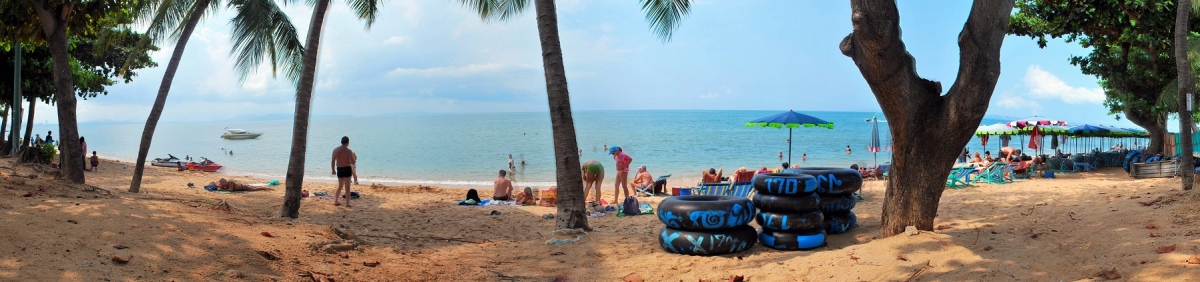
38 110 941 187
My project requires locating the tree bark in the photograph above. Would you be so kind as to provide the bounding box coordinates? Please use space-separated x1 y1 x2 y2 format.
34 2 84 184
1124 106 1165 154
129 0 211 193
840 0 1014 237
1176 0 1194 190
22 99 34 147
280 0 330 219
534 0 589 231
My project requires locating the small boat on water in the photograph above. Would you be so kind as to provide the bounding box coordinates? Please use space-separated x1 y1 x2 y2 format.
151 154 182 167
221 128 262 139
186 157 223 172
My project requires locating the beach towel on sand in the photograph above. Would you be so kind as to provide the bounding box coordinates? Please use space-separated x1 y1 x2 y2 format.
457 199 493 206
617 203 654 217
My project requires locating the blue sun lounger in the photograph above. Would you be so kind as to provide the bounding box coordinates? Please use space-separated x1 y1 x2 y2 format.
694 182 731 196
726 181 754 198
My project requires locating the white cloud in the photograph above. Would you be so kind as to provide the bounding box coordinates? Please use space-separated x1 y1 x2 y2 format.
1024 65 1105 104
387 63 516 77
699 93 718 99
383 36 407 45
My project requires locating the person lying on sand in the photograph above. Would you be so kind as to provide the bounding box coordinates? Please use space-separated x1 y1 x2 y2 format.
216 178 273 192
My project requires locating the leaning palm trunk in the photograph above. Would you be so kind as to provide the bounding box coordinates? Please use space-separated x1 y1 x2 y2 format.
23 99 34 146
533 0 589 231
34 3 85 184
280 0 331 218
128 0 212 193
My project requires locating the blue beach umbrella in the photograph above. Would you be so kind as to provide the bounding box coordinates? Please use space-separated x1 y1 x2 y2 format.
868 115 881 168
745 110 834 164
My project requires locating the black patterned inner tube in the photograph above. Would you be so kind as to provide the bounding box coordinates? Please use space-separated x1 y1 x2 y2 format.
751 192 819 214
790 167 863 195
818 193 857 213
823 210 858 234
755 210 824 232
659 225 757 256
758 227 826 251
657 195 757 231
752 173 817 196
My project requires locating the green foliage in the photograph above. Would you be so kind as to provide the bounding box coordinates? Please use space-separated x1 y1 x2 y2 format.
39 143 56 164
457 0 693 41
0 28 158 105
227 0 306 83
1010 0 1199 122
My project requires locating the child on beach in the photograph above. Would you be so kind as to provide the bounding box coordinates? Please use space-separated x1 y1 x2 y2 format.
90 151 99 171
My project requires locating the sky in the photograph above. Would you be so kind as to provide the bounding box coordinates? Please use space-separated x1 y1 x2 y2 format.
33 0 1139 128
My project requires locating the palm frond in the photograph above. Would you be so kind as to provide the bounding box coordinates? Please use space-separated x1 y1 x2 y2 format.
228 0 305 84
345 0 380 29
457 0 528 22
640 0 692 42
139 0 195 44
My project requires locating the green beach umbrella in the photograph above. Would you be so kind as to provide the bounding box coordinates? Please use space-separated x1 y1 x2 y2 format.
746 110 834 164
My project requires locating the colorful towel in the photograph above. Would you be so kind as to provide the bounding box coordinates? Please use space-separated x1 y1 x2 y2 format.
457 199 493 206
616 203 654 217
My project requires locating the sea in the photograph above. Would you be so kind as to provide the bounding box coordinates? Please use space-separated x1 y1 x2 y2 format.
31 110 1018 188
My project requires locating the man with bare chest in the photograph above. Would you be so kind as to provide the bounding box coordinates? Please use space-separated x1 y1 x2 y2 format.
332 136 356 207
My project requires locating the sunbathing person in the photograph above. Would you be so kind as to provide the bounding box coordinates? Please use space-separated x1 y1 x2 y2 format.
514 187 536 205
701 168 723 183
216 178 273 192
970 152 983 164
756 167 770 174
631 165 654 194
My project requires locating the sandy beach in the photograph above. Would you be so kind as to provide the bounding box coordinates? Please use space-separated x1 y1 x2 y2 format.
1 157 1199 281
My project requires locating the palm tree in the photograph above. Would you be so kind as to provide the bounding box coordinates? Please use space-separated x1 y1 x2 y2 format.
128 0 304 193
279 0 378 218
458 0 692 230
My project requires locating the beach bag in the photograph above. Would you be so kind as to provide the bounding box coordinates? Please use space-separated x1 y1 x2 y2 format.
540 188 557 207
622 196 640 216
465 189 482 204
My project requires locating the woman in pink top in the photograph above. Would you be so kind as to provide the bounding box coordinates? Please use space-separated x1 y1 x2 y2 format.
610 146 633 204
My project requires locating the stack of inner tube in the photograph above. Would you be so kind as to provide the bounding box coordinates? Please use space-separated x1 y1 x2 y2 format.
792 167 861 234
656 195 758 256
751 173 826 250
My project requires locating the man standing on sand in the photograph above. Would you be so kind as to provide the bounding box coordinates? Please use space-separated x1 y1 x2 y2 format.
609 146 633 204
331 136 356 207
493 170 514 201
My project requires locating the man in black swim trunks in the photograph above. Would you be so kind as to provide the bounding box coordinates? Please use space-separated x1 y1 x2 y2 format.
493 170 514 201
332 136 356 207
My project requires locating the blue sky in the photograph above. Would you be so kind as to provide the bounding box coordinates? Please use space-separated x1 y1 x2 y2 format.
46 0 1137 128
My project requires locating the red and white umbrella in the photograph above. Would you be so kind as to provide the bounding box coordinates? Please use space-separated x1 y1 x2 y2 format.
1007 116 1068 129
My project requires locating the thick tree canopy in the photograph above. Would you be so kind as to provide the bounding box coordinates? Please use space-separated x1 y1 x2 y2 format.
0 30 157 106
1010 0 1200 152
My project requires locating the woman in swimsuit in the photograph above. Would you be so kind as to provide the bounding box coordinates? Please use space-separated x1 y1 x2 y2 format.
581 159 604 203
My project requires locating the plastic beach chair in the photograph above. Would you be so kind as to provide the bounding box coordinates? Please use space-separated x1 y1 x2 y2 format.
637 174 671 196
946 168 974 189
726 181 754 198
695 182 731 196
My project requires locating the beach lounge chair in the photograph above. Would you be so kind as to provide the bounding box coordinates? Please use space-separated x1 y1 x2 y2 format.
1072 156 1093 173
726 181 754 198
1012 161 1032 180
637 174 672 196
946 167 974 189
979 162 1008 184
694 182 730 196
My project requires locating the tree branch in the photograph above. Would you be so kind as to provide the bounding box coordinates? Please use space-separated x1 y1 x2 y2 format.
944 0 1016 130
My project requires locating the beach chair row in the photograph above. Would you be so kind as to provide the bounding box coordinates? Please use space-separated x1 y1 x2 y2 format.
689 181 755 198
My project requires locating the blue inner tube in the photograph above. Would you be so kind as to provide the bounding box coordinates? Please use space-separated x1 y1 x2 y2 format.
751 192 819 214
755 210 823 232
823 210 858 234
818 194 857 213
758 227 826 251
659 225 757 256
657 195 756 231
752 173 817 196
789 167 864 195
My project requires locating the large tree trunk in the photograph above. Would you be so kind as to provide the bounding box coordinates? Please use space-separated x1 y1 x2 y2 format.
23 99 34 147
1124 106 1166 154
1176 0 1194 191
840 0 1014 237
534 0 589 231
129 0 211 193
280 0 330 219
34 3 84 184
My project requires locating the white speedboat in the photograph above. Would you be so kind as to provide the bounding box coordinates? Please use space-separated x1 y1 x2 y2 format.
151 154 182 167
221 128 262 139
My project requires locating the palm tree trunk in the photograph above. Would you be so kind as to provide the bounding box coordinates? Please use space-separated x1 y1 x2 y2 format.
22 99 34 147
34 2 85 184
129 0 211 193
840 0 1014 237
533 0 589 231
1175 0 1194 191
280 0 330 219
